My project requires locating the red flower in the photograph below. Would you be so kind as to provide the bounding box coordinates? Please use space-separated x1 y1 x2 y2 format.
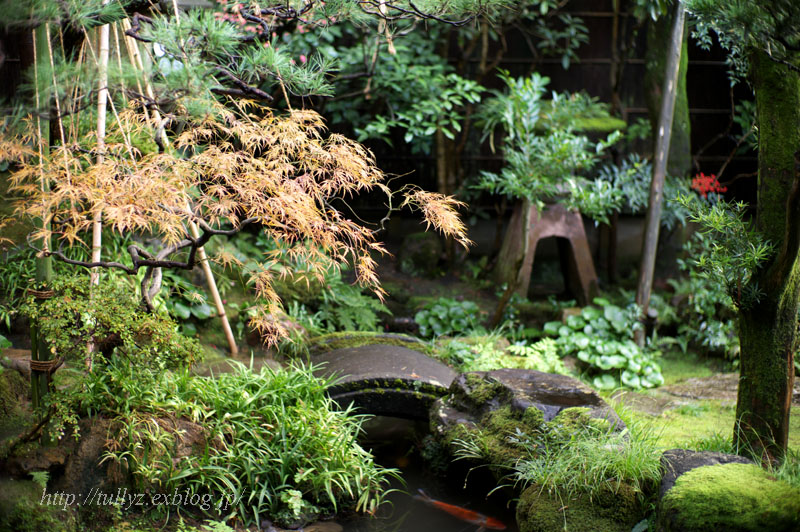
691 172 728 198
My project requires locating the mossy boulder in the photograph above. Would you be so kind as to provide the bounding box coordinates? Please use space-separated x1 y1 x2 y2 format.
397 231 442 276
517 481 642 532
658 462 800 532
0 478 78 532
430 369 624 473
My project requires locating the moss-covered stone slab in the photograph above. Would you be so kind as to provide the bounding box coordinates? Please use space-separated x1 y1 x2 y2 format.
516 482 641 532
440 369 623 425
658 461 800 532
308 331 429 356
430 369 624 472
311 344 457 419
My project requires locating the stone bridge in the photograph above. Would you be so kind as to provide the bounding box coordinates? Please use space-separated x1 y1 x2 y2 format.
311 344 457 420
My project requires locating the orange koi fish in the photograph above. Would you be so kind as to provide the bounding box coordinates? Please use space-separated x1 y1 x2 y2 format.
414 489 507 531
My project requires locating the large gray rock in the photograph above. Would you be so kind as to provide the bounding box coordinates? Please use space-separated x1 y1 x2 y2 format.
433 368 624 434
430 369 625 473
311 344 457 419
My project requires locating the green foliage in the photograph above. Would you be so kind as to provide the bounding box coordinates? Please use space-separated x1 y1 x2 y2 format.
0 233 134 329
459 404 661 502
596 154 694 231
543 298 664 390
659 235 740 359
414 297 484 337
686 0 800 82
29 471 49 490
675 195 774 309
476 71 622 223
215 232 389 337
357 68 483 153
437 336 568 373
277 269 389 336
21 275 200 371
83 361 396 528
314 273 390 333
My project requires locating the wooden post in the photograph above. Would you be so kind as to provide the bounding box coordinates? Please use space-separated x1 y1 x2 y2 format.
635 2 686 344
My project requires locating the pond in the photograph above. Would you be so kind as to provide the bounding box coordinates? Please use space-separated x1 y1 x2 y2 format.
339 416 518 532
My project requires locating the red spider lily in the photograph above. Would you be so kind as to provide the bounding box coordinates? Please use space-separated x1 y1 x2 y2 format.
692 172 728 198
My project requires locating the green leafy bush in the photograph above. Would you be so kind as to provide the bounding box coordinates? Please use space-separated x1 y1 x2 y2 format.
476 71 622 224
596 153 694 231
674 195 774 310
414 297 484 337
21 275 200 371
543 298 663 390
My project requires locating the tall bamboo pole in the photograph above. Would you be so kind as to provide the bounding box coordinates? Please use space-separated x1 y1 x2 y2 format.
30 24 53 420
122 11 238 355
635 2 686 344
91 0 110 289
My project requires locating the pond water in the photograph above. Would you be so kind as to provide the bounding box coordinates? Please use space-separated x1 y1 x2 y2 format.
338 417 519 532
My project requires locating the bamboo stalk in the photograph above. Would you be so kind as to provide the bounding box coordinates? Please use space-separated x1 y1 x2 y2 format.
111 23 128 105
184 202 239 356
121 18 156 127
91 0 110 289
120 14 239 355
30 24 53 427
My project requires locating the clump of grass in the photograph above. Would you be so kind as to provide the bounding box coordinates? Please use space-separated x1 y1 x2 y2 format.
511 404 662 501
685 431 734 453
775 449 800 488
90 359 397 528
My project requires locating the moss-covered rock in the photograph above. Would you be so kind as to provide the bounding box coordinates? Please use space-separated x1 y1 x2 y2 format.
430 370 624 475
517 481 641 532
0 478 78 532
658 462 800 532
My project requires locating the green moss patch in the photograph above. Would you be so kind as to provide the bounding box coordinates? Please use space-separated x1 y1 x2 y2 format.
308 331 429 355
659 462 800 531
517 482 641 532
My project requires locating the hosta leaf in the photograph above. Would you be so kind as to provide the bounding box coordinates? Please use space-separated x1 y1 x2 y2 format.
544 321 562 335
592 374 618 390
621 370 641 389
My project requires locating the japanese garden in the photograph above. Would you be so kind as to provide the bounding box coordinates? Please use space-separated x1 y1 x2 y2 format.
0 0 799 531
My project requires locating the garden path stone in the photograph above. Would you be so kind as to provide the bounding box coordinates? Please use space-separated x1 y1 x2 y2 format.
311 344 457 420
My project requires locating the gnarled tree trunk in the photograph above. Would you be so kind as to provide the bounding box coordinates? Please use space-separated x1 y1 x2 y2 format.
735 50 800 463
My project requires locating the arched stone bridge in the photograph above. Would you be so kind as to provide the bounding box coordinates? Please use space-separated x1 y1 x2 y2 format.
311 344 457 420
